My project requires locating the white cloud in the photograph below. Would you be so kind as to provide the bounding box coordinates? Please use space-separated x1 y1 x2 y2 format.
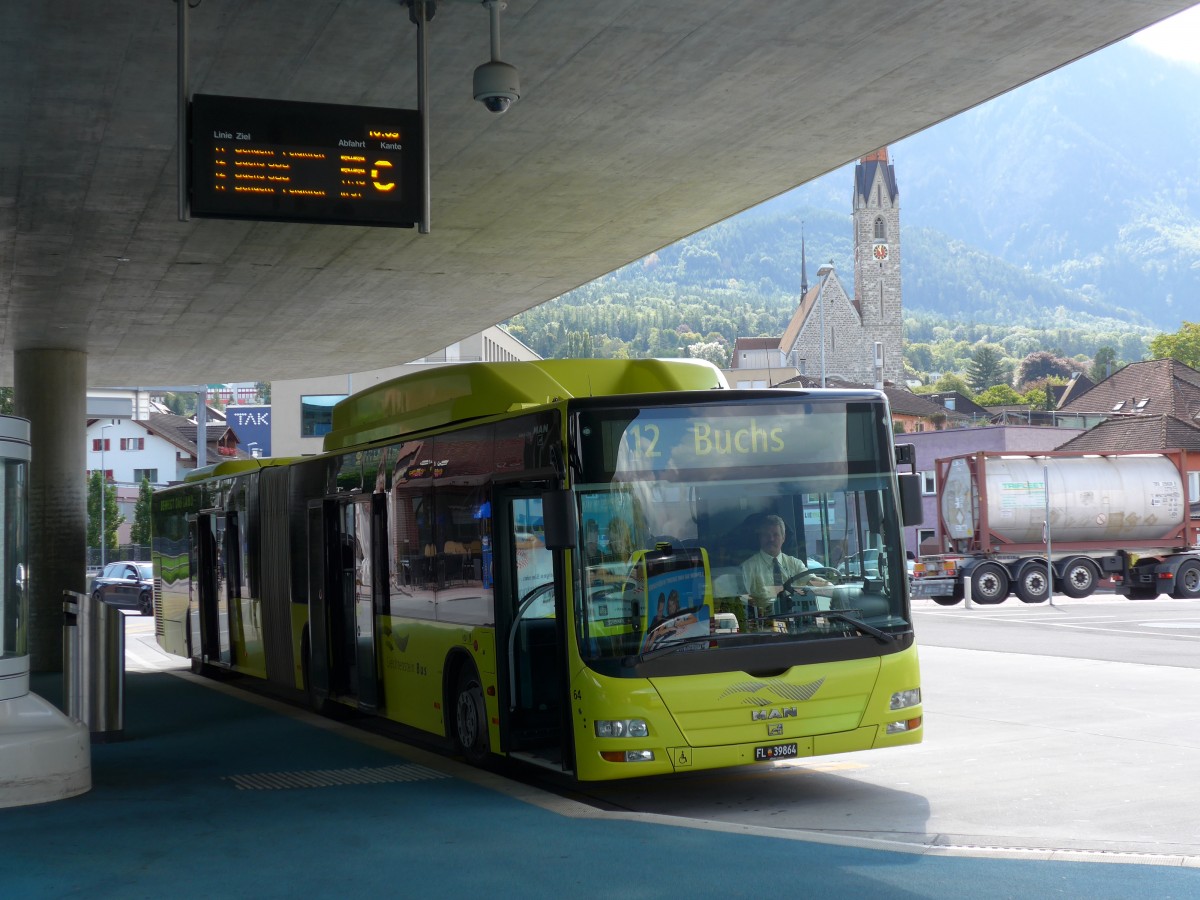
1130 3 1200 66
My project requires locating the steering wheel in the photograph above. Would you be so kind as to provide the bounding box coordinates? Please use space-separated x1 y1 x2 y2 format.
776 566 839 602
790 567 841 586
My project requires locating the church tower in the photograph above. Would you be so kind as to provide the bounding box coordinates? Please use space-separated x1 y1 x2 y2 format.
759 148 905 388
853 147 903 384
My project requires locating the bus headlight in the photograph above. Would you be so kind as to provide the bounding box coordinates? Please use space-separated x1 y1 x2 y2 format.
889 688 921 711
886 716 922 735
595 719 649 738
600 749 656 763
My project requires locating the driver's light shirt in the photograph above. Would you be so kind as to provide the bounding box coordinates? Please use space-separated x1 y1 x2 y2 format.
741 551 808 600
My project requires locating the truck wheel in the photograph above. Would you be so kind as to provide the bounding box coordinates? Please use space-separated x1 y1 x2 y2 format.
932 595 962 607
969 563 1008 604
1059 559 1098 599
1173 560 1200 599
1015 565 1050 603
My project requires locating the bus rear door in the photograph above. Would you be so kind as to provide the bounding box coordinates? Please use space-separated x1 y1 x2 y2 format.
307 497 380 711
195 510 233 668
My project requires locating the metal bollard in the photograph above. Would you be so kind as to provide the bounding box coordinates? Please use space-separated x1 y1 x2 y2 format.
62 591 82 720
68 589 126 742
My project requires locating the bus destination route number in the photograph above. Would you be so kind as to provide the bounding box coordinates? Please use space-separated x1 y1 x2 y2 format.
189 94 422 228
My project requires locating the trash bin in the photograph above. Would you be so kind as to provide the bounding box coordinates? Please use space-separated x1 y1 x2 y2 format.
62 588 125 743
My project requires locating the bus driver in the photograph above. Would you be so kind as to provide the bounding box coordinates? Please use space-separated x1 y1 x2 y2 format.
741 515 830 609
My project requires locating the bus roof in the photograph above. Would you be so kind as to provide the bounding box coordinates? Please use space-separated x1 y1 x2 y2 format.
323 359 728 452
182 456 298 483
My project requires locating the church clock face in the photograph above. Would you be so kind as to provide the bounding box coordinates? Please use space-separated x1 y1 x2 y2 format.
873 243 889 260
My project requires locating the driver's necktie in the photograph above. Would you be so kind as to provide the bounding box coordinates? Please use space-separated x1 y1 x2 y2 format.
772 556 783 585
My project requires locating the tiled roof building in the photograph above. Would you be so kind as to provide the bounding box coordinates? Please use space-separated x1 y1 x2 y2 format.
1055 359 1200 452
1058 358 1200 420
1056 414 1200 452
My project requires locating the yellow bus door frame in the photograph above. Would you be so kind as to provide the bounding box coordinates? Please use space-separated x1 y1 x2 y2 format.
494 489 574 770
195 510 233 668
307 496 380 710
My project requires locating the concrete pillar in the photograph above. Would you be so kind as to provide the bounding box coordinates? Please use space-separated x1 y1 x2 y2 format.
14 349 87 673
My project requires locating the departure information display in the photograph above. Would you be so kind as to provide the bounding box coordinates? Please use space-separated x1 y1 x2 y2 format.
189 94 422 228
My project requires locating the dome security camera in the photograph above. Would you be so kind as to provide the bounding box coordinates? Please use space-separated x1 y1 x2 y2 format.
473 59 520 114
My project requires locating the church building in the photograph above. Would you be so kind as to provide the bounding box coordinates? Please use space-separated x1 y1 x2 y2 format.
728 148 905 387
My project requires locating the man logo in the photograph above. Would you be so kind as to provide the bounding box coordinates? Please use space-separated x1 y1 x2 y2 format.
751 707 797 721
767 723 784 736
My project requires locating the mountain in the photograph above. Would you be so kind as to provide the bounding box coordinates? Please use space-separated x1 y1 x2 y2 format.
779 39 1200 329
510 38 1198 360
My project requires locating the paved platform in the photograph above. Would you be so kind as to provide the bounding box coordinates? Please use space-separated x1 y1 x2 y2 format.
3 625 1199 898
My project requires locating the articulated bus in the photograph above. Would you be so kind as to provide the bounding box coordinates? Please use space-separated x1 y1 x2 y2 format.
152 359 923 781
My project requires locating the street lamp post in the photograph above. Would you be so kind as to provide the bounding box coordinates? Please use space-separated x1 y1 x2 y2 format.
99 423 112 568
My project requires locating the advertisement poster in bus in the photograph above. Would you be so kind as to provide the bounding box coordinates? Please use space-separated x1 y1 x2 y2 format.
639 549 711 652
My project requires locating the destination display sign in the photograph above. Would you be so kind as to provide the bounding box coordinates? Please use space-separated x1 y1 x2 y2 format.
578 402 890 481
189 94 422 227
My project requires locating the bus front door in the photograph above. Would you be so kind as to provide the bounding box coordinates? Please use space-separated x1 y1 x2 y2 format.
307 498 380 711
497 492 572 771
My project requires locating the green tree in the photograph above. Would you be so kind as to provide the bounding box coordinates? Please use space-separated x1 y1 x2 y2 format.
932 372 973 398
1023 377 1068 410
1149 321 1200 370
1021 387 1049 410
0 387 13 415
86 471 124 555
130 476 154 547
904 342 935 373
975 384 1023 406
254 381 272 403
965 343 1009 393
1089 346 1119 382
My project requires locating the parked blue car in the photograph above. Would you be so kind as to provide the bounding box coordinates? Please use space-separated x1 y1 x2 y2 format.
91 560 154 616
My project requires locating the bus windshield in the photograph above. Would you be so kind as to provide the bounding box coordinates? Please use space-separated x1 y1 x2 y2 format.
573 398 910 671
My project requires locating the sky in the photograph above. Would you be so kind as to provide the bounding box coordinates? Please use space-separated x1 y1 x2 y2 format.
1131 3 1200 66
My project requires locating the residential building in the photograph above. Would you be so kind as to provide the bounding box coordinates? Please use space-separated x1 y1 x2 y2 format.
1057 358 1200 422
87 414 248 543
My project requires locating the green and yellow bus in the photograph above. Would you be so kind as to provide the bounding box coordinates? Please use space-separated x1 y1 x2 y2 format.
152 359 923 780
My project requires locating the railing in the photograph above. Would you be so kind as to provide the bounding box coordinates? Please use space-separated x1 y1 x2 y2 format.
86 545 151 569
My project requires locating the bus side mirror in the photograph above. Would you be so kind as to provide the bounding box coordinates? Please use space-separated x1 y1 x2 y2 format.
898 473 923 526
541 489 577 551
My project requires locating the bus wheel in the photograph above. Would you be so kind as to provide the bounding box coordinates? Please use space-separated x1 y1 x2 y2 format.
1015 565 1050 603
454 665 490 766
1059 559 1098 599
1173 560 1200 599
969 563 1008 604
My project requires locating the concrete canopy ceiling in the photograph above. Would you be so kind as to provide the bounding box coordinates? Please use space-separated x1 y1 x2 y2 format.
1 0 1192 387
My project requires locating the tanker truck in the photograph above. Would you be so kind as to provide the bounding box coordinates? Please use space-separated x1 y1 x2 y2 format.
911 449 1200 605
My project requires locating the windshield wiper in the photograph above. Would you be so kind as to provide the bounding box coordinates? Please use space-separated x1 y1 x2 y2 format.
763 609 895 644
622 632 745 666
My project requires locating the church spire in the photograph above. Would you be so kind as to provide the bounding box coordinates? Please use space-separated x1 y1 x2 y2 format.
800 221 808 296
